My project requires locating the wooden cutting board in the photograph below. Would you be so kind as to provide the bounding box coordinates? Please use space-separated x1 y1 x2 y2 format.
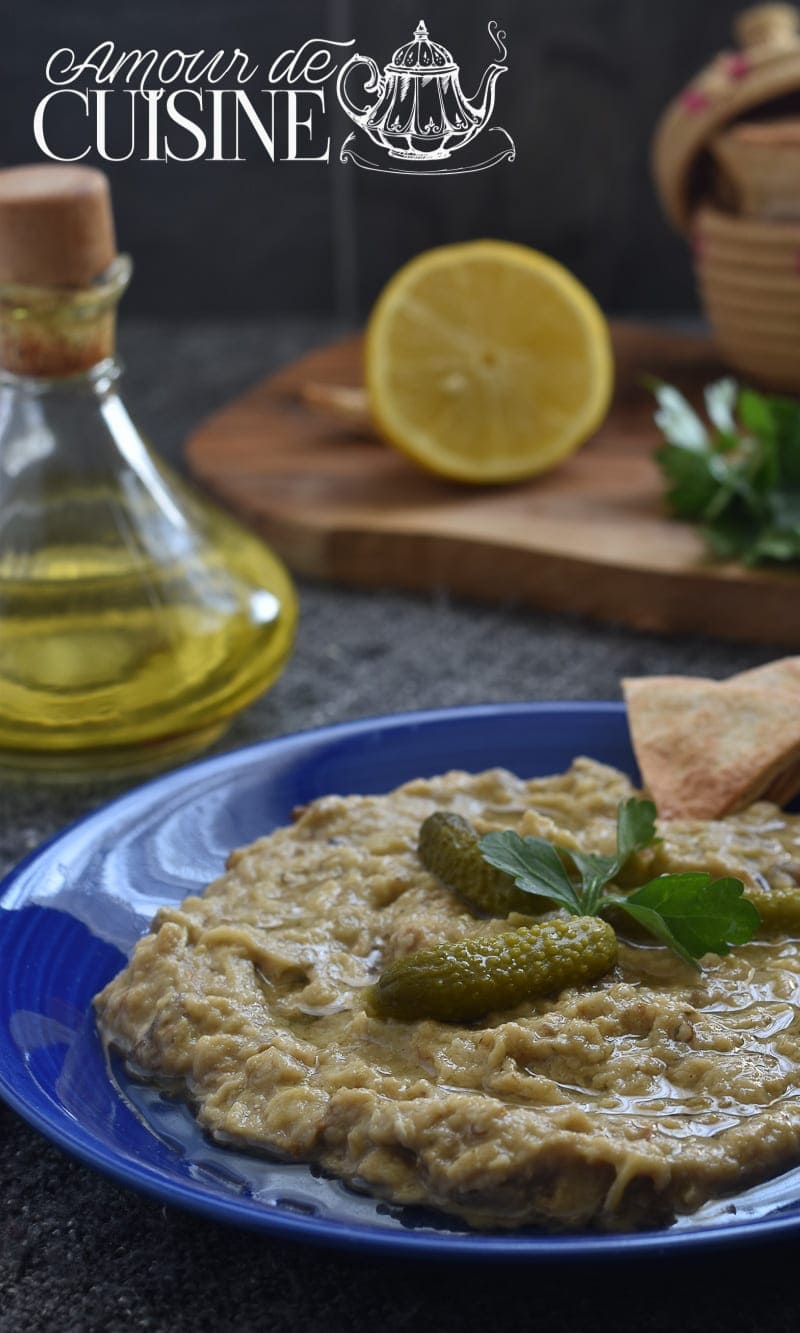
186 323 800 646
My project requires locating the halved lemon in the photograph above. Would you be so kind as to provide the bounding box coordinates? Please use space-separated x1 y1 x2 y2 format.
365 240 613 485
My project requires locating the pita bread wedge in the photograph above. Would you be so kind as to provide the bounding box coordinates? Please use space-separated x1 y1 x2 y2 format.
761 753 800 807
722 658 800 806
623 674 800 820
732 657 800 699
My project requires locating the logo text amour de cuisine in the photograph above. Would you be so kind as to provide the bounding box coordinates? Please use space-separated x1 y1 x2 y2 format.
32 21 514 173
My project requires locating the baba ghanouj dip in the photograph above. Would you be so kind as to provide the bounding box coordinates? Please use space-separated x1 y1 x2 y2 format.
95 663 800 1233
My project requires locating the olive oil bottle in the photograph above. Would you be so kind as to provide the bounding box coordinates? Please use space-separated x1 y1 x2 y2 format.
0 164 297 777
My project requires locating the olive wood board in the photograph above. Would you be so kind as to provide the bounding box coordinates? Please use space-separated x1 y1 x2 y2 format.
185 323 800 646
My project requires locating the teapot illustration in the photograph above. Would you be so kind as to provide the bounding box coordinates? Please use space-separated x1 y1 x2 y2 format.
336 20 507 161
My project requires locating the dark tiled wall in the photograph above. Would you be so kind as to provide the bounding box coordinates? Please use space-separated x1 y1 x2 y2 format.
2 0 744 315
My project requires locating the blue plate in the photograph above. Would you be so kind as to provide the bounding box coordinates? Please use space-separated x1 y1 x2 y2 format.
3 701 800 1261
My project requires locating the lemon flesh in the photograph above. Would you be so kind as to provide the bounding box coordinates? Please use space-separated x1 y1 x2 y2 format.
365 240 613 485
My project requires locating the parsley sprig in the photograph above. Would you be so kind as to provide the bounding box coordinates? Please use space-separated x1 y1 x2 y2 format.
652 377 800 566
479 797 760 967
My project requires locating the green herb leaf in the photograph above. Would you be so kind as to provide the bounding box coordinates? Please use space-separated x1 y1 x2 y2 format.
652 381 709 450
605 896 699 968
606 873 760 965
705 377 738 435
655 443 719 518
479 831 582 914
738 386 776 439
615 797 658 866
653 378 800 566
562 849 615 915
479 801 759 967
560 797 657 915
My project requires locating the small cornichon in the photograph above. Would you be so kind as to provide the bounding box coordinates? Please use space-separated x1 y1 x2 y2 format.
418 811 547 916
366 917 617 1023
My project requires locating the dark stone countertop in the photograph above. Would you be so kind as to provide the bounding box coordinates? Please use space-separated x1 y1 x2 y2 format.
2 319 798 1333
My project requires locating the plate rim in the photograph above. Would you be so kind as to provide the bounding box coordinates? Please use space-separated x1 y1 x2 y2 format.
2 699 799 1261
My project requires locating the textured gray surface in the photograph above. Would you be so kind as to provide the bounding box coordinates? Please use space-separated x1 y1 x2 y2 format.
1 319 798 1332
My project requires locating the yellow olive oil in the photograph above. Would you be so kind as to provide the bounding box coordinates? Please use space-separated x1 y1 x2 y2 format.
0 507 297 776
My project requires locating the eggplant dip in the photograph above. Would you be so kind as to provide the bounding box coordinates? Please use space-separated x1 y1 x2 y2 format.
95 757 800 1232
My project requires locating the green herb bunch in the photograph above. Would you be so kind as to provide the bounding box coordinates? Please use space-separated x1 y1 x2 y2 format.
653 377 800 565
480 798 760 967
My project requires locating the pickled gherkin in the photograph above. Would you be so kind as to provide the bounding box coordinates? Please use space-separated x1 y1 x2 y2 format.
367 916 617 1022
418 811 547 916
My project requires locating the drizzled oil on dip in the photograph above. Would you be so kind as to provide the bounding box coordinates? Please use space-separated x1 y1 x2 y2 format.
94 758 800 1232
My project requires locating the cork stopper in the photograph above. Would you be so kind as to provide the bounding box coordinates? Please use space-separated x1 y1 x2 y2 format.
0 164 116 289
0 165 128 377
736 3 800 50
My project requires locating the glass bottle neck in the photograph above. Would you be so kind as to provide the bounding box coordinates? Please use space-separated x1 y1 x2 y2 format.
0 355 123 400
0 256 131 380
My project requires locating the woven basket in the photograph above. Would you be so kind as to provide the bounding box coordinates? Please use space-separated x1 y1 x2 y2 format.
653 4 800 388
695 206 800 388
711 119 800 220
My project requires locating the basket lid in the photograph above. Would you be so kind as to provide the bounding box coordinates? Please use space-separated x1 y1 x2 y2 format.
652 4 800 231
389 20 456 74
